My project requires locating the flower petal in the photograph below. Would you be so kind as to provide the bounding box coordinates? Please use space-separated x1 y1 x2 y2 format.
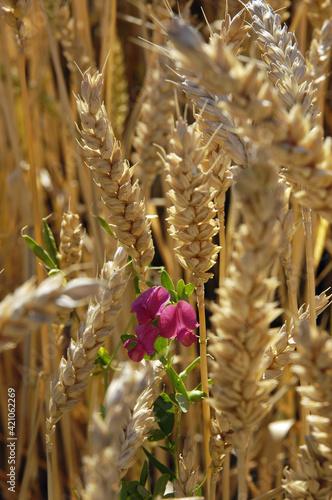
158 304 178 339
131 286 170 324
124 338 146 362
177 329 197 346
177 301 200 330
135 324 159 355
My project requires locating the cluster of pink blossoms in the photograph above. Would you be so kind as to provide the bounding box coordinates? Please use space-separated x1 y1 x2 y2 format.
124 286 199 362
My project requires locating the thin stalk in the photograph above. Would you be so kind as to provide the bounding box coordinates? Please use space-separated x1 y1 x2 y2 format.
221 453 230 500
196 283 211 500
237 446 247 500
106 0 117 118
302 207 316 329
18 49 43 283
218 202 227 287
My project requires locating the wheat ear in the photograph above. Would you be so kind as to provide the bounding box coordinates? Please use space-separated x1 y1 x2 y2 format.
0 275 99 353
76 70 154 287
283 321 332 499
209 159 283 498
173 431 199 498
46 247 128 450
82 361 162 498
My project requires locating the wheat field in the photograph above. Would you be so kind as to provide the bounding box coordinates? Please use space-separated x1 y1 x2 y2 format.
0 0 332 499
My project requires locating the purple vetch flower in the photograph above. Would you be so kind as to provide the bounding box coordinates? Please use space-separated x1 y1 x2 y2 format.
130 286 170 324
124 323 159 362
158 300 199 347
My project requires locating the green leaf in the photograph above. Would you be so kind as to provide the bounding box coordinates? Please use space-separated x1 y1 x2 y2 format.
160 270 174 292
42 219 60 268
137 485 151 499
188 390 206 402
97 215 115 237
94 347 111 367
23 235 56 269
152 474 169 498
99 403 106 420
176 279 185 298
174 393 189 413
153 393 175 437
169 290 179 303
120 481 128 500
145 280 157 288
165 366 189 398
147 429 166 442
184 283 195 297
121 334 136 345
179 356 201 382
153 336 168 357
143 447 176 481
134 275 140 295
140 461 149 486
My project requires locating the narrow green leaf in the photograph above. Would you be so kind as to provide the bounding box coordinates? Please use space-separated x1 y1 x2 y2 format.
165 366 189 398
152 474 169 498
137 485 151 498
42 219 60 268
97 215 115 237
160 270 174 291
153 393 175 437
176 279 185 298
174 393 189 413
139 461 149 486
23 235 56 269
143 447 176 481
184 283 195 297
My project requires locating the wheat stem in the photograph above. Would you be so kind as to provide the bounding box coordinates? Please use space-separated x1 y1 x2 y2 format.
302 207 317 329
197 283 211 499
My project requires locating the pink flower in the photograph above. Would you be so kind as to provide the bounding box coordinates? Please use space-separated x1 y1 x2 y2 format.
131 286 170 324
124 323 159 362
158 300 199 347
